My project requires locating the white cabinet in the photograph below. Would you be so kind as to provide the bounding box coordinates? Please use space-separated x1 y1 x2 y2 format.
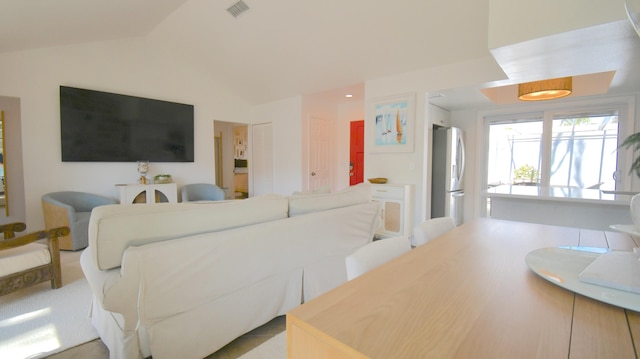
116 183 178 204
371 184 414 239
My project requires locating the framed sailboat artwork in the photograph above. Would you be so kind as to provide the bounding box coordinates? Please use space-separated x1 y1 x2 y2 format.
370 92 415 153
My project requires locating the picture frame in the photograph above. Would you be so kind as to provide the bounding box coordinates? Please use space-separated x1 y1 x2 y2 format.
370 92 415 153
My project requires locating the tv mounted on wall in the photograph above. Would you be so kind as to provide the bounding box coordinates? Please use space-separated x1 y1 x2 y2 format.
60 86 195 162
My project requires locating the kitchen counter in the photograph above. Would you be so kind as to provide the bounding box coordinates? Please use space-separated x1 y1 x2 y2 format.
487 184 633 205
486 185 634 230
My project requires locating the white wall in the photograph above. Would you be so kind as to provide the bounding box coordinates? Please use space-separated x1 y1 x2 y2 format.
363 84 429 230
250 96 303 195
0 37 253 228
360 53 516 227
361 55 505 229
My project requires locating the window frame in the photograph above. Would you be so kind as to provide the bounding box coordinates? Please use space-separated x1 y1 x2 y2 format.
477 96 635 217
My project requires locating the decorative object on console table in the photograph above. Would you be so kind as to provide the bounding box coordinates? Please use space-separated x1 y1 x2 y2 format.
367 177 388 184
370 93 415 153
154 174 172 184
137 160 149 184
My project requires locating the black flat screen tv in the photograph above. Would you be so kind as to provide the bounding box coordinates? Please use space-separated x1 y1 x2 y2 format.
60 86 194 162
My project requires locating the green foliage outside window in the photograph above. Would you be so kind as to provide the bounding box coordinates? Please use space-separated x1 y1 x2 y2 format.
620 133 640 178
513 164 539 184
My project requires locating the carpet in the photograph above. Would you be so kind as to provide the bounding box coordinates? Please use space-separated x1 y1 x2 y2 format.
0 250 98 359
238 332 286 359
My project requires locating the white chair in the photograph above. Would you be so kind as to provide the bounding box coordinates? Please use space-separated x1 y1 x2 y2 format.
412 217 455 247
346 236 411 280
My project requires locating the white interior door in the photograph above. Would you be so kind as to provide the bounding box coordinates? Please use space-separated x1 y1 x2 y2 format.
251 123 273 195
309 118 331 190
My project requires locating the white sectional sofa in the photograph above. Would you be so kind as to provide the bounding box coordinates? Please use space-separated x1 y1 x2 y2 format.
80 184 380 359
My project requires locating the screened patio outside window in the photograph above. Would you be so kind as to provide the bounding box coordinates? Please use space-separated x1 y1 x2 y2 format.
487 110 619 191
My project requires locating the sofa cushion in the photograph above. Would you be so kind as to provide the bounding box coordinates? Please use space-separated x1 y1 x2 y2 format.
288 182 371 216
0 243 50 276
89 197 289 270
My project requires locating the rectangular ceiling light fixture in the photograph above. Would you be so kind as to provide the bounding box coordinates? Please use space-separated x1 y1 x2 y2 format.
227 0 250 18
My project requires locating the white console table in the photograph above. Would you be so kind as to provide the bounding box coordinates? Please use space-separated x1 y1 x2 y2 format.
116 183 178 204
371 184 414 239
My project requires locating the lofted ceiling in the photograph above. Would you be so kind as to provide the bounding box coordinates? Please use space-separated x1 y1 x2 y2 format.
1 0 639 110
0 0 190 52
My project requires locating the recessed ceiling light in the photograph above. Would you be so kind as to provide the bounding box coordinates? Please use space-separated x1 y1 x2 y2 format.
345 94 353 98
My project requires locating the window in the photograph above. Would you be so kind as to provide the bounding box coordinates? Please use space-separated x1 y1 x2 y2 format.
549 113 618 189
481 98 633 216
488 119 543 187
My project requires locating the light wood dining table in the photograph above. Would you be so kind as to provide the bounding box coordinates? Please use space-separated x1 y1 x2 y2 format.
286 218 640 358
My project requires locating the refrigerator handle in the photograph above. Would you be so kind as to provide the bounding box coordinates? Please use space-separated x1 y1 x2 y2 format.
458 135 466 184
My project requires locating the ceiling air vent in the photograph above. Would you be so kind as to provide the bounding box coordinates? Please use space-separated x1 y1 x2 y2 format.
227 0 250 18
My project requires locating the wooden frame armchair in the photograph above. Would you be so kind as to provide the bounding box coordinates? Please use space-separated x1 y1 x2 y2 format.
1 221 26 239
0 222 69 296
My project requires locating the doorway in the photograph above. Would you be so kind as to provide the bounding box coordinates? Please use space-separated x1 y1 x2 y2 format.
308 118 332 190
213 121 249 199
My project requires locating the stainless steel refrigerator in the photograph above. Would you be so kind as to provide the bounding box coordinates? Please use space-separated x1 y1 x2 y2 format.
431 125 465 226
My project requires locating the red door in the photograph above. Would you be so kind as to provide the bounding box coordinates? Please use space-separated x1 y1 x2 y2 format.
350 120 364 186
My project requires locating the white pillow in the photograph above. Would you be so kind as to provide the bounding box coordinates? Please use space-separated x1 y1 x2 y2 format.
291 185 331 196
288 183 371 216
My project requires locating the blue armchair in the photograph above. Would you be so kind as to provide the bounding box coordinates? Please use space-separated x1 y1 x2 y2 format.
41 191 117 250
181 183 226 202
